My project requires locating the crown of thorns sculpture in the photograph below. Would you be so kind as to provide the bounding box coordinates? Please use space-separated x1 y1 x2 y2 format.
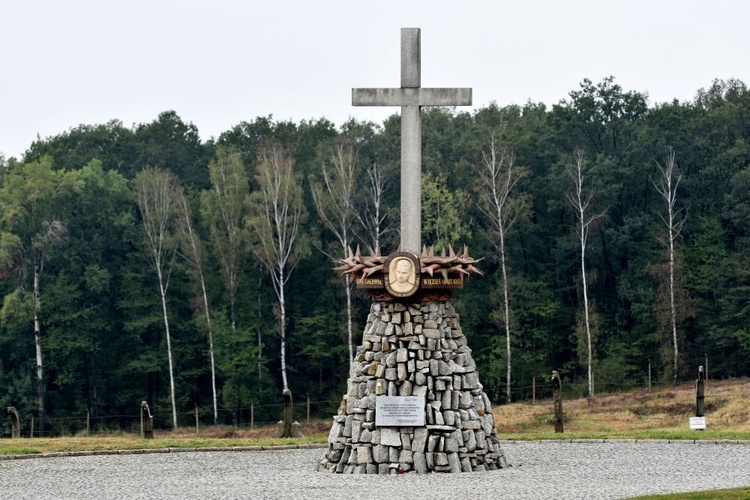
334 245 483 284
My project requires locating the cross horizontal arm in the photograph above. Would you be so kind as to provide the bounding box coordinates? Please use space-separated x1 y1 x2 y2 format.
352 87 472 107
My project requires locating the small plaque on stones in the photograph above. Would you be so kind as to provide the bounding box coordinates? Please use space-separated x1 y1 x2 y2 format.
375 395 425 426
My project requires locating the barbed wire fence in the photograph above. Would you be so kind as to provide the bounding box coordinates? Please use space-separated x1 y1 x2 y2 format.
2 355 747 438
1 399 342 439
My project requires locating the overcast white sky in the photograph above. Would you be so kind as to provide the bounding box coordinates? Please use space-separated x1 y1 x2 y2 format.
1 0 748 159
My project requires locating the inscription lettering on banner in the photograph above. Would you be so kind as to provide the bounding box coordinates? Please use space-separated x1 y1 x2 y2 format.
375 396 425 426
356 277 384 288
420 277 463 288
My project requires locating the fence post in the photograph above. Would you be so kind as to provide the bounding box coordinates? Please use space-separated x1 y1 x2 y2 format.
250 403 254 431
195 404 199 435
551 371 564 433
86 409 91 436
30 415 34 438
705 354 709 382
140 401 154 439
532 376 536 405
282 389 293 438
306 395 310 424
7 407 20 439
695 366 705 418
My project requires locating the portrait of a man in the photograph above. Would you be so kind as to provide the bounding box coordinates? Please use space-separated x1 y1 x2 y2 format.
388 256 417 295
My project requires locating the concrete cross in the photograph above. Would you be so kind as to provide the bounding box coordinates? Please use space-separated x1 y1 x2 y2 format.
352 28 472 254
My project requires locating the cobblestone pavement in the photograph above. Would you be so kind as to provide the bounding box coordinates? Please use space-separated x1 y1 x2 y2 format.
1 441 749 499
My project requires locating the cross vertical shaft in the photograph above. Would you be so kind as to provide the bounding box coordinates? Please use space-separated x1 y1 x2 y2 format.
400 29 421 253
352 28 472 254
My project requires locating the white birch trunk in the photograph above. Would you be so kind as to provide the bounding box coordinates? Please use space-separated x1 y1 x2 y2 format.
33 264 45 434
180 195 218 426
345 279 353 363
258 272 263 387
250 145 305 408
499 226 512 403
668 210 678 385
279 266 288 391
580 224 594 397
199 271 218 426
311 141 358 365
567 151 605 398
134 169 181 430
157 269 178 429
480 139 523 404
652 150 685 385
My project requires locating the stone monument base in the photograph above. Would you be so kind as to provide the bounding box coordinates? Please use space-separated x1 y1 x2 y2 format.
318 301 507 474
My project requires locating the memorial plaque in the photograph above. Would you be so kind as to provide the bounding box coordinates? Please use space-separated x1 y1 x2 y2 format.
375 395 425 426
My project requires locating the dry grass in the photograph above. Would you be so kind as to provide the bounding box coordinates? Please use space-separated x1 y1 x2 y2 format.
494 378 750 437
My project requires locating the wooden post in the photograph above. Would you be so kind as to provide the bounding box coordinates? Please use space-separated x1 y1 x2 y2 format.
141 401 154 439
7 407 21 439
86 408 90 436
195 404 199 435
306 395 310 424
695 366 705 418
30 415 34 438
532 376 536 405
250 403 254 431
282 389 293 438
551 371 564 433
648 360 652 392
705 354 708 382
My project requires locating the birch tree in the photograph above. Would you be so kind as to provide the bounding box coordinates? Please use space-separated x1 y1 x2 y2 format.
477 137 525 403
0 158 68 435
176 191 218 425
133 167 181 428
651 149 687 385
200 147 251 420
357 162 388 253
200 147 250 333
248 144 308 393
566 150 606 397
311 138 358 363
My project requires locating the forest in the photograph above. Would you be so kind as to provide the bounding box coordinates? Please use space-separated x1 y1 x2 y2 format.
1 77 749 435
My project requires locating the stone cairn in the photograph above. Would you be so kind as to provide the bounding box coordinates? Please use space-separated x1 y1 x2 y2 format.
318 300 507 474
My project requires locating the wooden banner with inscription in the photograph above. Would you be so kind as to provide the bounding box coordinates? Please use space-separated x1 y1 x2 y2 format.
336 246 482 301
355 272 465 291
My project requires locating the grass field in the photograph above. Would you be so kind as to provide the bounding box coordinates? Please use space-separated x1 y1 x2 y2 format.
494 377 750 439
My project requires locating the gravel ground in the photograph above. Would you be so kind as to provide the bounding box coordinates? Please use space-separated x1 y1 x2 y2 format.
1 441 749 499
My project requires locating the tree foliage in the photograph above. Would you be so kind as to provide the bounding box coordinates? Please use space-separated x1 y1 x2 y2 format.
3 78 750 432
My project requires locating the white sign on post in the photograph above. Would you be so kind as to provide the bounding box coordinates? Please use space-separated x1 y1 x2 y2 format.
375 396 425 427
689 416 707 430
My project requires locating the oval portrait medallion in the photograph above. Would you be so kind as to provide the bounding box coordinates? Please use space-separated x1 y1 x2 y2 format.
384 252 420 298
